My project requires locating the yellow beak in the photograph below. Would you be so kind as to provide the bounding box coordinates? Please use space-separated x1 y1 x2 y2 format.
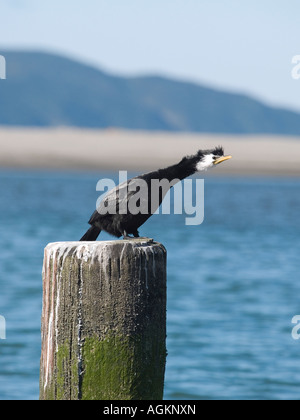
213 155 232 165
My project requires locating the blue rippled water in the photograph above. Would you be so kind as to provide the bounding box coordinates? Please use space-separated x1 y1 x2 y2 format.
0 170 300 400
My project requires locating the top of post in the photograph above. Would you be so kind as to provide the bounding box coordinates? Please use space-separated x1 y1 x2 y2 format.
44 238 167 261
45 237 158 251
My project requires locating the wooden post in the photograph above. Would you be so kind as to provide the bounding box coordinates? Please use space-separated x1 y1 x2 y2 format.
40 238 167 400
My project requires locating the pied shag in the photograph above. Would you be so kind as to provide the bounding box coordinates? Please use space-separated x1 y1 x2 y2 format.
80 147 232 241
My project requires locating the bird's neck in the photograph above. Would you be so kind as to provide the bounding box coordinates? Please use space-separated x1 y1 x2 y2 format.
157 159 196 182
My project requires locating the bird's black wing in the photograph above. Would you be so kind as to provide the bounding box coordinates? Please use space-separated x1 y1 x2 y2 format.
89 177 150 223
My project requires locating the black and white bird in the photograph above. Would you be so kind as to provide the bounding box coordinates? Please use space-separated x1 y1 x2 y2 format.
80 147 232 241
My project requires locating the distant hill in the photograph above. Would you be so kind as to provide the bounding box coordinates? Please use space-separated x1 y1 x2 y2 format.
1 50 300 135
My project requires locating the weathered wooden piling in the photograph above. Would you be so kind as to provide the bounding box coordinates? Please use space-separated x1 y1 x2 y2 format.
40 238 167 400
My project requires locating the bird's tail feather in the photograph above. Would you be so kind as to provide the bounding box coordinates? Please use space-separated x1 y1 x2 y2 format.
80 226 101 241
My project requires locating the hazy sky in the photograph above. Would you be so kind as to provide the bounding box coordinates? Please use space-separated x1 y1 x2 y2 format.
1 0 300 111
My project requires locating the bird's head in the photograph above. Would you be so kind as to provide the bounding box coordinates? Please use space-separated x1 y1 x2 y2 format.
195 146 232 172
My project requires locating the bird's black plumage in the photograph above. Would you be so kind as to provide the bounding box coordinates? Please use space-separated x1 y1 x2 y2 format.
80 147 231 241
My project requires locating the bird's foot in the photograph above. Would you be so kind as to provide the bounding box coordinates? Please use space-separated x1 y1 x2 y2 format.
122 230 140 240
122 230 133 240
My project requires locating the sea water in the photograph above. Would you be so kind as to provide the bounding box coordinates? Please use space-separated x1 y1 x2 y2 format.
0 170 300 400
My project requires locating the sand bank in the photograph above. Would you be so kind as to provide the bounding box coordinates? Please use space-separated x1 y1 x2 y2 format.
0 128 299 176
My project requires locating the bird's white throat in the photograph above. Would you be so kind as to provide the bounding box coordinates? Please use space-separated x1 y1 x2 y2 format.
196 154 215 171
